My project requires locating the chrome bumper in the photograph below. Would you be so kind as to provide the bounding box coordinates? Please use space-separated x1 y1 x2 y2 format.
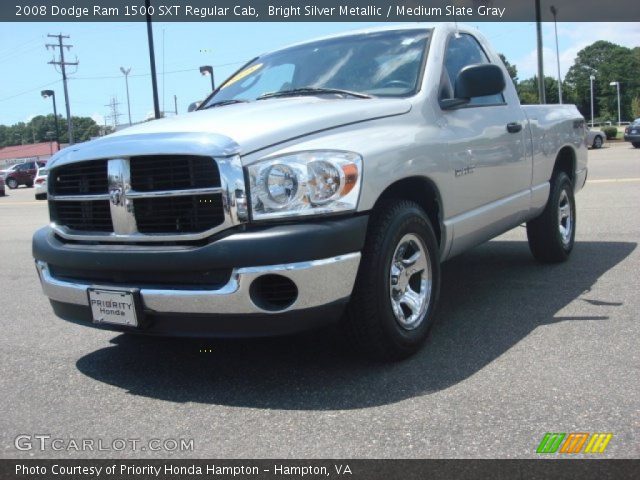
36 253 361 315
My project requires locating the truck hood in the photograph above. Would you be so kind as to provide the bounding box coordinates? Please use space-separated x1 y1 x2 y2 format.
49 97 411 167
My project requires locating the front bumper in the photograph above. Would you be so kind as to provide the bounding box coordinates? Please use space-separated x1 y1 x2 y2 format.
33 215 368 336
624 133 640 142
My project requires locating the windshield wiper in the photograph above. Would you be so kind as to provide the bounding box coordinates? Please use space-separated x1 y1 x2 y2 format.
257 87 372 100
203 99 249 109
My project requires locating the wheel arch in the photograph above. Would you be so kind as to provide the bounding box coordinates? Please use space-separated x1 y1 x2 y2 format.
552 146 576 185
372 176 444 248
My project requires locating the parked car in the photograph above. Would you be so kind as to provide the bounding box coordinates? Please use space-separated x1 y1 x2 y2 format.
0 163 21 180
586 129 605 149
624 119 640 148
4 161 45 189
0 176 5 196
33 24 587 360
34 166 48 200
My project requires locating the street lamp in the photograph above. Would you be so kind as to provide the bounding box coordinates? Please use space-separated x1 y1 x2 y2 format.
609 81 621 126
199 65 215 91
550 6 563 104
120 67 133 125
41 90 61 151
589 75 595 128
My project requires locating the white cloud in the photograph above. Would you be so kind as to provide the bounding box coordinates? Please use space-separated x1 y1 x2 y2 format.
91 113 105 125
516 22 640 81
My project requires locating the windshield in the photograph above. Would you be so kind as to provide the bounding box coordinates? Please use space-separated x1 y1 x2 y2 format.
203 29 430 107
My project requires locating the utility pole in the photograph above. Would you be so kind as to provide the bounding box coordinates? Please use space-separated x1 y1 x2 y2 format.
550 6 563 104
145 0 161 119
534 0 546 104
174 95 178 115
105 97 123 129
46 34 78 144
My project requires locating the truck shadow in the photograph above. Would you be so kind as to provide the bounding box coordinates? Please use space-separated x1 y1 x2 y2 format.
76 240 635 410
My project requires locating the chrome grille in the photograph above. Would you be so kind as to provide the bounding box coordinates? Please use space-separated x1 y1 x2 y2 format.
47 155 244 242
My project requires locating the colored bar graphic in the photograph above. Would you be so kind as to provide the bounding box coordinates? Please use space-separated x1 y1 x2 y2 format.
537 433 613 454
560 433 589 453
536 433 566 453
584 433 613 453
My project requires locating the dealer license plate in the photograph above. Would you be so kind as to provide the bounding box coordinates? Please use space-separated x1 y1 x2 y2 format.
88 288 139 327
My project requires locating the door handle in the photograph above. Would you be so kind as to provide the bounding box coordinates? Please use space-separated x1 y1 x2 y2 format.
507 122 522 133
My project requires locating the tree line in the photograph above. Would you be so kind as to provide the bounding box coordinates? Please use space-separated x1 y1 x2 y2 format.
501 40 640 122
0 114 110 148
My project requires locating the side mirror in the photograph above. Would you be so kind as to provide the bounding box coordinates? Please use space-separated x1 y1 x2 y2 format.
187 101 202 112
441 64 505 110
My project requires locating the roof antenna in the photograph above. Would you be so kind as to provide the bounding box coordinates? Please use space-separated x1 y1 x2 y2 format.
454 13 461 38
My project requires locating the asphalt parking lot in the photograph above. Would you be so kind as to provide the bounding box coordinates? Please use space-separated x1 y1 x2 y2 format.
0 142 638 459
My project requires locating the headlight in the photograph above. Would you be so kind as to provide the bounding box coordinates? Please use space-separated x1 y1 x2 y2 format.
248 151 362 220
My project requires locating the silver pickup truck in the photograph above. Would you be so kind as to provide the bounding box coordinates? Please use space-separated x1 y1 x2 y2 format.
33 24 587 359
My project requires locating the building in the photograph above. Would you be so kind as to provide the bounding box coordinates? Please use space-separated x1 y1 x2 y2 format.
0 142 65 168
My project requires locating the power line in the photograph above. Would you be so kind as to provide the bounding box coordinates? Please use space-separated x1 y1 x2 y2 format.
0 36 41 57
46 33 78 144
68 61 245 81
0 80 60 103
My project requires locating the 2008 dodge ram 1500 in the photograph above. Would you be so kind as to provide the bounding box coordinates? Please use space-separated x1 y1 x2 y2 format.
33 24 588 359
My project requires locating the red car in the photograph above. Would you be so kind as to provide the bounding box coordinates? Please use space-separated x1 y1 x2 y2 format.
3 161 45 189
0 176 5 196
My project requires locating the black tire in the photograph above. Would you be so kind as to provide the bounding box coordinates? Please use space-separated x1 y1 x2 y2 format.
26 182 34 188
344 200 441 361
632 142 640 148
526 172 576 263
592 136 603 149
6 178 18 189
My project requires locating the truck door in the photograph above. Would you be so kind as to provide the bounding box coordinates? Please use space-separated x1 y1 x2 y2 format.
438 33 530 254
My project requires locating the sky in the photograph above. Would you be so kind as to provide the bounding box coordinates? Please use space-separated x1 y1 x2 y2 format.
0 21 638 127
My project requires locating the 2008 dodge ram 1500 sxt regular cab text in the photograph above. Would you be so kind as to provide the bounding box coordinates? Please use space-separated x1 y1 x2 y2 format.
33 24 587 360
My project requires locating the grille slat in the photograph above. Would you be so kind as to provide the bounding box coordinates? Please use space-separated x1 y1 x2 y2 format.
134 194 224 234
49 265 232 290
49 200 113 232
52 160 108 195
130 155 220 192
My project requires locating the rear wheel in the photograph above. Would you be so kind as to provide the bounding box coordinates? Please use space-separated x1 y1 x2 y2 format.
632 142 640 148
344 200 441 360
6 178 18 189
526 172 576 263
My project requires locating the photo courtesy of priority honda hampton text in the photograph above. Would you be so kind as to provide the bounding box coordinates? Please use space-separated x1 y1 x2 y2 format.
33 24 587 360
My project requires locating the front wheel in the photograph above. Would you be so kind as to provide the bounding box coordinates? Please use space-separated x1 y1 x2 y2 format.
526 172 576 263
632 142 640 148
344 200 441 360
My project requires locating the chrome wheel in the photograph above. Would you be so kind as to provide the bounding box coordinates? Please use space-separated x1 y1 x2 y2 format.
558 189 572 246
389 233 432 330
